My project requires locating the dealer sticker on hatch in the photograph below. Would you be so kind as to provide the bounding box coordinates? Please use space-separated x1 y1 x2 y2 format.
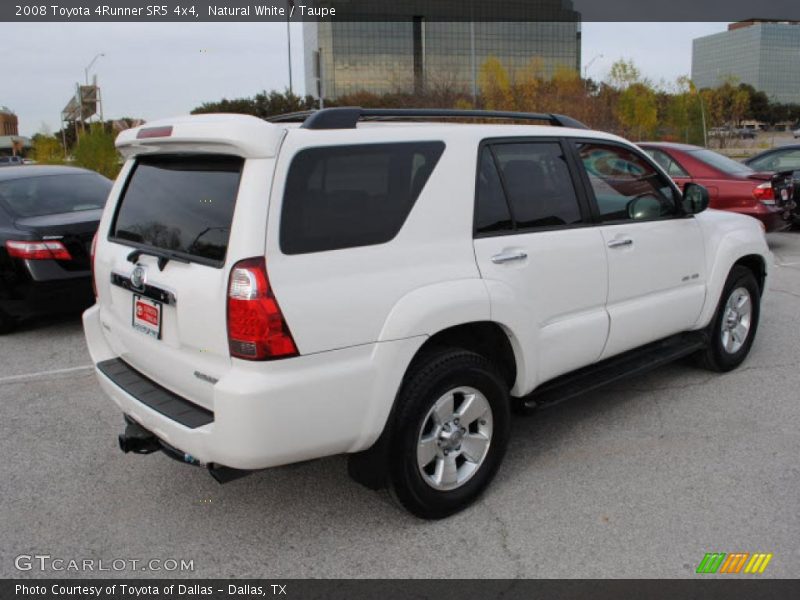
132 294 162 339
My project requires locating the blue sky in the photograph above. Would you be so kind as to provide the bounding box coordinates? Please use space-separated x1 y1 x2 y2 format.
2 21 727 137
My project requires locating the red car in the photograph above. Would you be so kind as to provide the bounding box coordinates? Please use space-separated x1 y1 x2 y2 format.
639 142 792 232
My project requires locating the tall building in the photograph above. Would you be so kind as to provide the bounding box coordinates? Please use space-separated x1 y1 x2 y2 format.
0 106 19 136
0 106 30 157
692 21 800 104
303 1 581 100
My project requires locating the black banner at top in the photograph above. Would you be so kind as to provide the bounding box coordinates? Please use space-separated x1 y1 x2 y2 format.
3 0 800 22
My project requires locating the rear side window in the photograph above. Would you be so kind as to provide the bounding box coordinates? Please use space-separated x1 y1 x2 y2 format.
643 148 690 178
0 173 111 218
111 155 243 266
475 148 513 234
280 142 445 254
475 141 583 234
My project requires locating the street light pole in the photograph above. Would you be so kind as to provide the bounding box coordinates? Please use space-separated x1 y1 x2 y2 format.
583 53 603 90
286 1 294 95
84 52 105 86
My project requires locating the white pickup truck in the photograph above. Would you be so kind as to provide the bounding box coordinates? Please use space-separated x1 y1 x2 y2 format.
84 108 771 518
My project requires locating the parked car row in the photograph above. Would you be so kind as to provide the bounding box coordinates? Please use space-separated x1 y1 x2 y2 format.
708 127 757 140
639 142 796 231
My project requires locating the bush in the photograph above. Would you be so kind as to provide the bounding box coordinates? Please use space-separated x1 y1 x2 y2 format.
31 134 64 165
73 124 121 179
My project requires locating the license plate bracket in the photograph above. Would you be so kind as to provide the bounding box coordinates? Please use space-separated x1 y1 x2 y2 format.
132 294 162 340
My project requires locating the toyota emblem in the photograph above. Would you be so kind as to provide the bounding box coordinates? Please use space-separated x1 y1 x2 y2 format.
130 265 146 291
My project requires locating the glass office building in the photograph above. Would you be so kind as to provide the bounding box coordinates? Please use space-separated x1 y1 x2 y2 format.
303 1 581 99
692 21 800 104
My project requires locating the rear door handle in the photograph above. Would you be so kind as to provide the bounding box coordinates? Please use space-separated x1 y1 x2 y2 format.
607 238 633 249
491 250 528 264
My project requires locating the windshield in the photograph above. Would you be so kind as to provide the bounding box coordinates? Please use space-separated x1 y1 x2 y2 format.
688 149 754 175
111 155 243 266
0 172 111 217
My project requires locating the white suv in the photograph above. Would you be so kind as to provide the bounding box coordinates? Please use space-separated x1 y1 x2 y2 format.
84 108 771 518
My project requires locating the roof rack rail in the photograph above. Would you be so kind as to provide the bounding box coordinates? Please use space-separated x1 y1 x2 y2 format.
267 107 589 130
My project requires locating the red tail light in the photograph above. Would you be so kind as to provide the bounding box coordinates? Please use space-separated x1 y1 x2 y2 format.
753 182 775 204
227 257 297 360
5 240 72 261
90 233 98 298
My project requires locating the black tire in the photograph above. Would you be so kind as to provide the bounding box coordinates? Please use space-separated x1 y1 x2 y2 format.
388 347 511 519
697 266 761 372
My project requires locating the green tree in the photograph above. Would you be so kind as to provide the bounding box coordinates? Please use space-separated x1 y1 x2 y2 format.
31 134 64 164
192 89 316 117
616 82 658 140
738 83 770 122
607 59 642 91
73 123 120 179
660 76 705 144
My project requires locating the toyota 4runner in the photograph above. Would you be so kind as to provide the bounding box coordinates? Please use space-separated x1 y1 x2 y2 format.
84 108 771 518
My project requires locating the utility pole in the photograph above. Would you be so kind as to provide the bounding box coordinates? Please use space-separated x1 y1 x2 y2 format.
470 21 477 104
689 79 708 147
287 1 294 95
583 53 603 91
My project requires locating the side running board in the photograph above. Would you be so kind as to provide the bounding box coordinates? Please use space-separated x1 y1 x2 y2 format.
520 331 708 410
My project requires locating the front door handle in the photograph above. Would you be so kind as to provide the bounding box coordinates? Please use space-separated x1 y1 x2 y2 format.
491 250 528 264
607 238 633 249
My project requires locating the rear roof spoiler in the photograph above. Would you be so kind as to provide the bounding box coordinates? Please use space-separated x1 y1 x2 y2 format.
268 107 589 130
116 113 286 159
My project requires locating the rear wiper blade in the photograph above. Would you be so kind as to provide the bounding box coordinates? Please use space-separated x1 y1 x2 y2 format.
127 248 190 271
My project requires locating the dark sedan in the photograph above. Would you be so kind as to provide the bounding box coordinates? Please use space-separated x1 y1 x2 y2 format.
639 142 792 232
744 144 800 173
0 166 112 332
744 145 800 225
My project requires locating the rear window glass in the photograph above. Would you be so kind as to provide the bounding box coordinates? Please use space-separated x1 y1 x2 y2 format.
280 142 445 254
688 149 753 175
0 172 111 217
112 155 243 266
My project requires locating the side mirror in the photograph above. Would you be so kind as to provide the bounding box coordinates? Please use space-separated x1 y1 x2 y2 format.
627 195 663 220
681 183 710 215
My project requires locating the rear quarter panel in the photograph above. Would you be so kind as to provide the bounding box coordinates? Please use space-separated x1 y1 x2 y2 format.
264 128 484 355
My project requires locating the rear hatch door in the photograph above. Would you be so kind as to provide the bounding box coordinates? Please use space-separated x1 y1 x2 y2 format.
96 154 251 411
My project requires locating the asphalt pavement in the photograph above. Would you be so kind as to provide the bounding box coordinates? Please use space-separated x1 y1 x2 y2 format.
1 232 799 578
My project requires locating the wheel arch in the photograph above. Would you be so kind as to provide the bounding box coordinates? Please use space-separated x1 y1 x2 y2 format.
407 321 520 389
694 227 771 330
348 320 522 491
733 253 767 295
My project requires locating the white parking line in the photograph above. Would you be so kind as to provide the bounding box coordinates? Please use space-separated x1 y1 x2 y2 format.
0 364 94 384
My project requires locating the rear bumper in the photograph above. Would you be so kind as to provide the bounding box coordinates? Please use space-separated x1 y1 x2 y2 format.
83 304 424 470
